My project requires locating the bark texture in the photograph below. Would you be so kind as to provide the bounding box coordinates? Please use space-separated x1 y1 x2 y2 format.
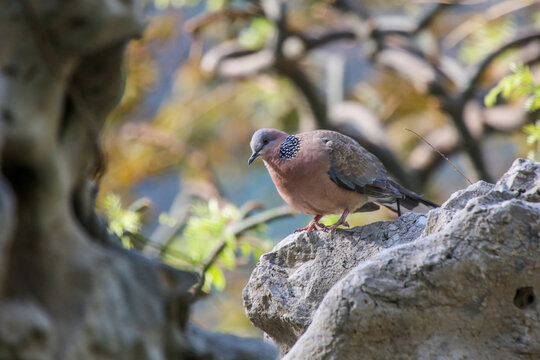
244 159 540 359
0 1 277 359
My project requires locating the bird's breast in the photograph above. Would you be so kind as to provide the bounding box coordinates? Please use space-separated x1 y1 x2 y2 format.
263 154 366 215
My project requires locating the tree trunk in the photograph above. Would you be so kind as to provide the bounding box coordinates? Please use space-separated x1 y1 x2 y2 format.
0 1 276 359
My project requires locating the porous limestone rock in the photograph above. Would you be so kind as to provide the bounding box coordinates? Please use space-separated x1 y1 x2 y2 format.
243 211 428 353
244 159 540 359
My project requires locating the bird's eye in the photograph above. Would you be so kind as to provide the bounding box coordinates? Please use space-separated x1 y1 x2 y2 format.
263 139 269 145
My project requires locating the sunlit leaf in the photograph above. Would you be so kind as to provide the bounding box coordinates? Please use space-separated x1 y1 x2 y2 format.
240 242 252 257
484 65 536 107
460 19 516 64
252 247 264 261
101 193 142 240
524 121 540 145
219 245 236 269
158 198 272 292
159 212 178 227
121 236 134 249
484 85 501 107
206 264 226 292
207 0 225 12
487 65 540 161
238 18 275 50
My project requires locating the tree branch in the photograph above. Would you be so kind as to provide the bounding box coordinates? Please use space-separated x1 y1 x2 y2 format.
443 29 540 182
227 205 294 235
462 29 540 101
412 3 453 35
275 60 330 128
332 0 371 21
295 30 357 52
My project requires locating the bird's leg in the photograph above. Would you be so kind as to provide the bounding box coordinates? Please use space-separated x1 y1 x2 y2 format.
396 199 401 217
325 209 351 231
295 215 326 233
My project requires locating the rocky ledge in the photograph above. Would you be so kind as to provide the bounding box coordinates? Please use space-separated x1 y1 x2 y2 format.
243 158 540 359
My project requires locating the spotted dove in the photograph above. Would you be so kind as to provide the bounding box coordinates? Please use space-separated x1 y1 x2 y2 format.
248 128 437 232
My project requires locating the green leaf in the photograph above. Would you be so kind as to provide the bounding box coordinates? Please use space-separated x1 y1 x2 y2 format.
238 18 275 50
460 19 516 64
121 235 133 249
102 193 142 240
525 87 540 111
253 247 264 261
484 65 536 108
159 198 272 292
206 264 226 292
219 245 236 269
524 121 540 144
240 242 252 257
484 85 502 107
158 212 177 227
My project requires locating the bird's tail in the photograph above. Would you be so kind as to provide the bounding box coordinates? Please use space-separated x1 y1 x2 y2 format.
377 180 438 215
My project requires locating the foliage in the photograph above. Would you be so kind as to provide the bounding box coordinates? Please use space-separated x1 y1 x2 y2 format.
460 19 516 64
485 64 540 160
165 199 270 292
102 193 143 248
484 64 537 108
523 121 540 161
101 195 272 293
238 17 275 50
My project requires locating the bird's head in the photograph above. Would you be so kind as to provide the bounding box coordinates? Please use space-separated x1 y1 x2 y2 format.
248 128 288 165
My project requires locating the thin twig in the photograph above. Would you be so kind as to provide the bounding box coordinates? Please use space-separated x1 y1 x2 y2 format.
406 128 473 185
227 205 295 234
192 238 228 296
125 231 194 262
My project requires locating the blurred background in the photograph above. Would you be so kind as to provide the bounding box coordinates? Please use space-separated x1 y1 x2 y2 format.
96 0 540 338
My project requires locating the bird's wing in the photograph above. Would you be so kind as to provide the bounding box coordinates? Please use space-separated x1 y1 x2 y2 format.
320 131 402 199
319 130 438 213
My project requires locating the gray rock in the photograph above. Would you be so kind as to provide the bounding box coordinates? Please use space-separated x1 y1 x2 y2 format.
243 210 428 353
245 159 540 359
186 324 278 360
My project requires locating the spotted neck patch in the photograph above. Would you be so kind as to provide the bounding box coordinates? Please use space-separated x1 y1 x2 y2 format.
279 135 301 159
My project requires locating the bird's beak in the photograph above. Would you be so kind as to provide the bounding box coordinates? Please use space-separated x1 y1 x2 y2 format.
248 151 260 165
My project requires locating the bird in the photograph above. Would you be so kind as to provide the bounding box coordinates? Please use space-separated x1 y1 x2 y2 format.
248 128 438 232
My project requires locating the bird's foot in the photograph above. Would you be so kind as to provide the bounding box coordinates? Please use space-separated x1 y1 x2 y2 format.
295 215 327 233
325 209 351 231
325 220 349 231
294 221 327 233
